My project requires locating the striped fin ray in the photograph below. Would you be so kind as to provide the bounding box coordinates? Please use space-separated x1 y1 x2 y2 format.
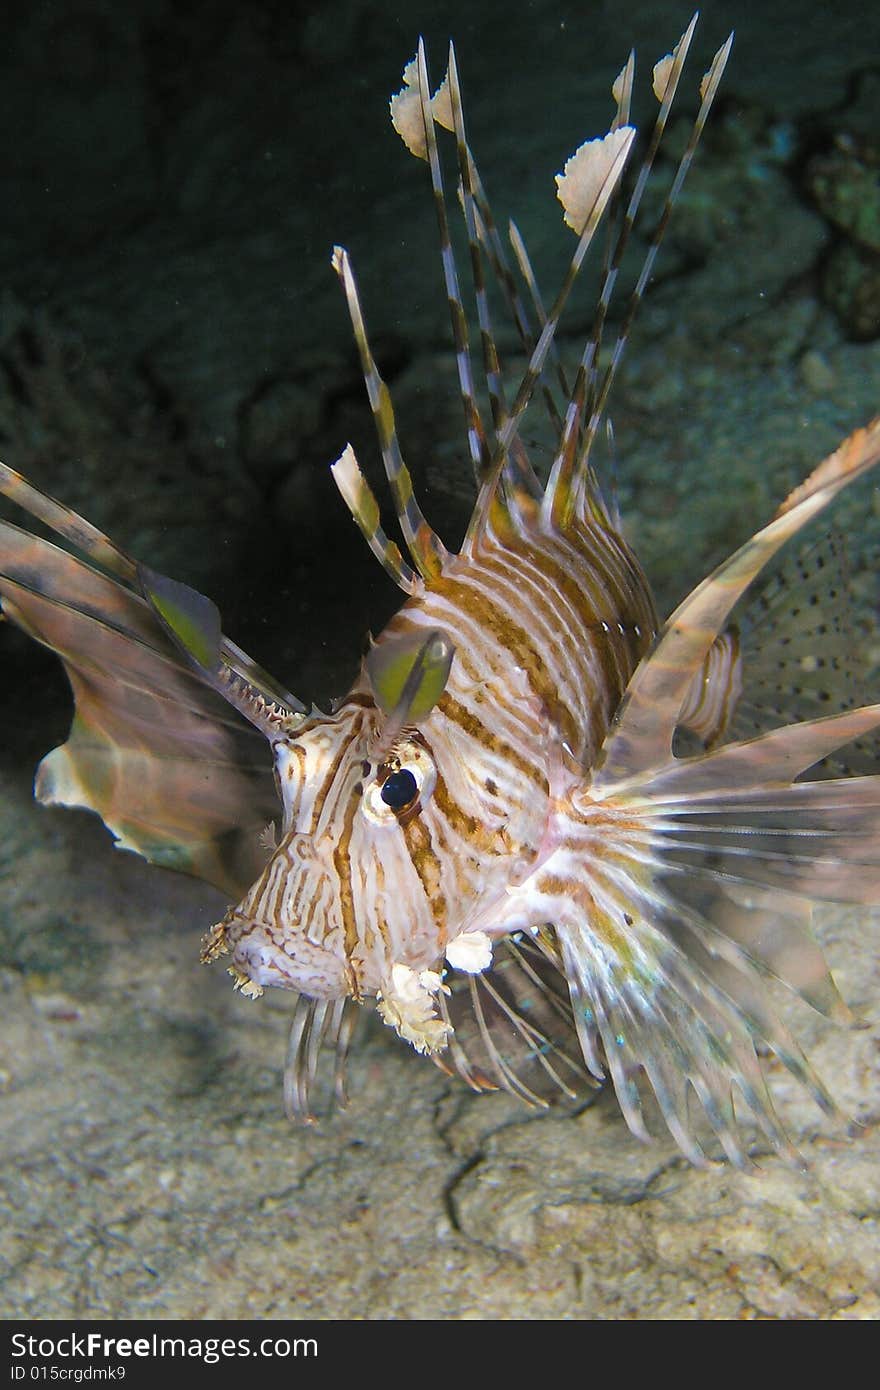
466 125 637 548
545 20 734 530
540 22 698 532
0 512 280 897
445 47 545 516
391 43 547 526
0 459 304 729
466 177 569 447
649 777 880 914
619 705 880 913
446 46 506 446
412 40 491 488
329 444 419 594
578 48 634 474
469 201 539 381
538 418 880 1163
512 796 857 1163
506 218 570 435
436 932 597 1107
577 19 698 440
573 30 734 503
0 459 138 584
331 246 448 581
506 800 836 1163
539 46 640 534
556 736 880 1164
555 861 837 1167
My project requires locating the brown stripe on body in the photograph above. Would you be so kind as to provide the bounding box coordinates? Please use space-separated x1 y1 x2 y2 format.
331 790 363 988
434 526 654 758
429 762 514 857
436 691 547 793
473 545 628 725
361 856 385 955
478 546 589 667
430 571 541 676
402 807 448 945
429 571 578 745
509 533 608 621
526 526 656 670
308 707 371 837
468 517 652 647
278 741 307 822
532 525 639 619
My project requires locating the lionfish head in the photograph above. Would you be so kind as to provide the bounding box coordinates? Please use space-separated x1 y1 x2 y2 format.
207 608 554 1054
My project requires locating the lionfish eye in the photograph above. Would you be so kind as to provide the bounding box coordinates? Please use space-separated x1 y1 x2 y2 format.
381 768 418 810
361 740 436 826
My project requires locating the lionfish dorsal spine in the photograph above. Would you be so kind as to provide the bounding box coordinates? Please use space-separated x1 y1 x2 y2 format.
419 39 554 528
330 244 447 582
414 39 492 489
337 20 730 573
578 28 735 479
543 20 734 532
386 37 636 547
506 218 573 437
469 123 635 544
329 443 420 595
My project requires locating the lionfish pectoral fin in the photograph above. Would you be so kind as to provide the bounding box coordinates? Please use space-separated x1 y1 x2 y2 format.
138 563 301 737
562 685 880 1165
436 932 601 1109
0 466 284 897
551 419 880 1165
138 564 222 672
553 888 823 1169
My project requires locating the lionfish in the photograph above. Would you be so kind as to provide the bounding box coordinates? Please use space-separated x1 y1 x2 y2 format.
2 15 880 1168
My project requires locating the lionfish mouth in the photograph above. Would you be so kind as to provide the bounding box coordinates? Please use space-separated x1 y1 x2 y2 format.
201 908 353 1002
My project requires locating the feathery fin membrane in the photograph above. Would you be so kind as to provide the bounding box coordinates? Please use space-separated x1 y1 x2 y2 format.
0 463 298 895
550 418 880 1163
